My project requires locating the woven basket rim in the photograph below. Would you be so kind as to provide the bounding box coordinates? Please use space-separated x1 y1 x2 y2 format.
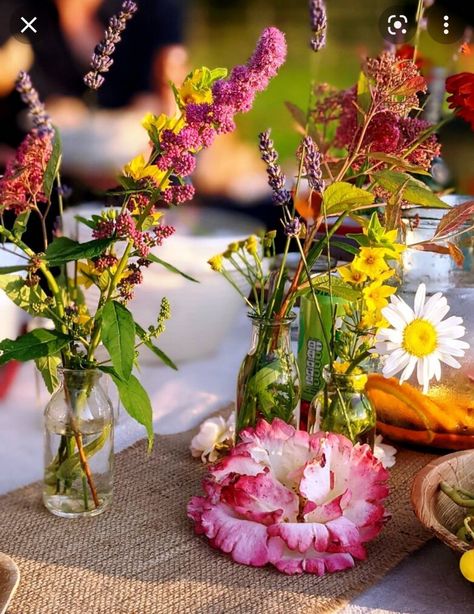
411 450 474 554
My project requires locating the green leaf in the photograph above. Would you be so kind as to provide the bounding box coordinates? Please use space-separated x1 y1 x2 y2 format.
101 301 135 380
252 361 281 390
135 322 177 370
297 274 359 302
0 329 70 365
210 67 228 81
322 182 375 215
43 127 62 199
372 171 450 208
45 236 114 265
35 354 61 393
147 253 199 283
285 101 307 131
0 274 51 317
366 152 430 175
13 211 31 239
432 200 474 240
0 264 27 274
356 71 371 114
329 239 359 256
74 215 97 230
346 233 371 247
108 371 154 451
55 425 111 481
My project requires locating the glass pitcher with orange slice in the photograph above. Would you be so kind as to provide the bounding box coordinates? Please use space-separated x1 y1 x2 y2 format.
368 200 474 450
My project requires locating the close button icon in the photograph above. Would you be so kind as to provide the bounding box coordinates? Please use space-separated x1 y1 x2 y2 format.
20 16 37 34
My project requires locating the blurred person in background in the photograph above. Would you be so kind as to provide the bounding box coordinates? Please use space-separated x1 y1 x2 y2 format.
0 0 188 154
0 0 188 251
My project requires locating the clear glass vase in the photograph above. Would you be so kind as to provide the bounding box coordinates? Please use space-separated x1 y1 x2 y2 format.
43 368 114 518
308 366 376 448
236 314 300 438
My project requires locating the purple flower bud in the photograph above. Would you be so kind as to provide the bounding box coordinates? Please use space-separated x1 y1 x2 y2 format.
259 130 291 206
301 136 325 193
15 72 53 133
284 217 302 237
309 0 327 52
84 0 138 91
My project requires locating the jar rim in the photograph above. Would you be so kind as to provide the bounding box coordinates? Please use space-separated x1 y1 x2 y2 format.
247 312 296 325
58 367 102 376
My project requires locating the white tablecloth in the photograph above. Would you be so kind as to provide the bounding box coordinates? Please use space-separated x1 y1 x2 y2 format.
0 308 472 612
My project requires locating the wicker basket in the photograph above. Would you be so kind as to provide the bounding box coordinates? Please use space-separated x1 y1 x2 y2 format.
411 450 474 554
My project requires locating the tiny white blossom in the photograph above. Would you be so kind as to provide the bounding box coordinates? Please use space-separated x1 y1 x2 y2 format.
190 413 235 463
374 435 397 468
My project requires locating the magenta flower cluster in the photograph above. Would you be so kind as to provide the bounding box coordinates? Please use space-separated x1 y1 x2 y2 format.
92 213 175 259
155 27 287 205
336 94 441 170
0 130 53 214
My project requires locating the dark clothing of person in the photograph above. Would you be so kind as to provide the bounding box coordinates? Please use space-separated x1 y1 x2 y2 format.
0 0 185 147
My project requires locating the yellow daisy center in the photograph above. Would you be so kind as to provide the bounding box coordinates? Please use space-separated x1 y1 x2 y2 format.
402 319 438 357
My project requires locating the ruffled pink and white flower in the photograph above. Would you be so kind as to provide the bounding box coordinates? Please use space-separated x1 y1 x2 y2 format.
187 418 390 575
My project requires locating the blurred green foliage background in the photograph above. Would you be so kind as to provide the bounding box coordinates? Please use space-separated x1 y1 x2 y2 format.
185 0 473 191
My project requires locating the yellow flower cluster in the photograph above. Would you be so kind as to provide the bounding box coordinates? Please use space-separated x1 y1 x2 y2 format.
339 240 404 331
178 68 214 105
331 361 368 390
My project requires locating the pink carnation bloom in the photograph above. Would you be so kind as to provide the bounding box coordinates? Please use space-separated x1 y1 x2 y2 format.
0 130 53 214
188 419 390 575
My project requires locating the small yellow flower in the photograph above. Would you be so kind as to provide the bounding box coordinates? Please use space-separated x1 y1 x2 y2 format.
142 111 183 135
76 261 100 289
245 235 259 256
362 282 396 312
360 308 388 330
339 264 367 285
353 247 389 279
332 361 350 374
179 69 213 105
208 254 224 272
352 372 368 391
123 154 166 185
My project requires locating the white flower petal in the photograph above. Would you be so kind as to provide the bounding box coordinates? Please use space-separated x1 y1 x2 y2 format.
437 342 467 357
400 355 417 383
421 293 446 321
437 326 466 340
389 295 415 324
414 283 426 317
381 307 408 330
383 350 410 378
438 353 461 369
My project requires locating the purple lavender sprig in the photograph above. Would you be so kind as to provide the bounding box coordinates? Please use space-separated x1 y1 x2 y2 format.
259 130 291 206
84 0 138 90
15 72 53 133
283 217 302 237
309 0 327 52
302 136 325 193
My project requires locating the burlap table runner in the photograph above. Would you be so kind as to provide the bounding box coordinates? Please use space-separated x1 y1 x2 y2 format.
0 419 437 614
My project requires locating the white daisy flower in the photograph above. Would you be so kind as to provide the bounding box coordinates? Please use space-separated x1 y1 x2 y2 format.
375 283 470 393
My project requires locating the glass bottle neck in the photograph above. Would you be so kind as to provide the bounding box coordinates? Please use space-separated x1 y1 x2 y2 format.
249 316 294 352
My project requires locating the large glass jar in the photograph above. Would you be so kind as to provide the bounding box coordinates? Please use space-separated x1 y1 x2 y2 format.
236 314 300 438
308 366 376 448
43 368 114 518
368 198 474 450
